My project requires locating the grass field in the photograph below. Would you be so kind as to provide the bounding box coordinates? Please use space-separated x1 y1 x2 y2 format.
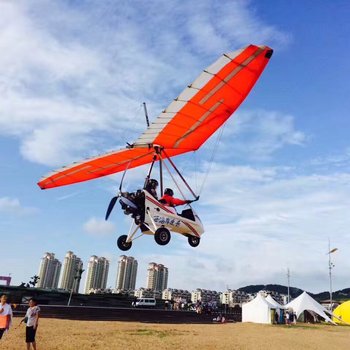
1 317 350 350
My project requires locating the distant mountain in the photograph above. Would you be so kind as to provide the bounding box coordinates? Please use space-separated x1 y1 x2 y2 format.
313 288 350 302
238 284 350 302
238 284 304 299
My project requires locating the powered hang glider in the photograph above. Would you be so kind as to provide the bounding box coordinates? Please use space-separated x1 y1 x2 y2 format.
38 44 273 251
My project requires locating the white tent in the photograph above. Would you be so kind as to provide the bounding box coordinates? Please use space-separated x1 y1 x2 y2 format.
286 291 335 324
266 295 285 309
242 293 278 324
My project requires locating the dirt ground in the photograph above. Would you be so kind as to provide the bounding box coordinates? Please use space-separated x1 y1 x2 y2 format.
1 317 350 350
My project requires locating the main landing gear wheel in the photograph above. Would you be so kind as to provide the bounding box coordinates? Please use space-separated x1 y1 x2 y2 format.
154 228 171 246
188 235 200 247
117 235 132 251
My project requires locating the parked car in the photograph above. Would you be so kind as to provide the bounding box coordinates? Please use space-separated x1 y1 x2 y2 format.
133 298 156 308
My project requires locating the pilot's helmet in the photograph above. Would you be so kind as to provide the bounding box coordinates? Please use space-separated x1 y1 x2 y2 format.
164 188 174 196
149 179 158 189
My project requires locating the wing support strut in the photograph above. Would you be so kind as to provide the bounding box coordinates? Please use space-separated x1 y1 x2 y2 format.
161 149 198 199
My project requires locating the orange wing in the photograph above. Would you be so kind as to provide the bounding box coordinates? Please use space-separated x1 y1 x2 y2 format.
38 44 273 189
134 45 273 150
38 147 184 189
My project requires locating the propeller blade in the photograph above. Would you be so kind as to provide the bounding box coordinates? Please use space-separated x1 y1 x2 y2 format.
105 196 119 220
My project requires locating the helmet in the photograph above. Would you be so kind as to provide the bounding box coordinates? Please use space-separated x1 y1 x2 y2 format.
164 188 174 196
149 179 158 189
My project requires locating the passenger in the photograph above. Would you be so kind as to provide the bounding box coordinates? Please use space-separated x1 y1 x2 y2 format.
145 179 159 199
159 188 194 207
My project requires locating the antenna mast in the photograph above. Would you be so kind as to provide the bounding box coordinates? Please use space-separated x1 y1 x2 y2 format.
143 102 150 127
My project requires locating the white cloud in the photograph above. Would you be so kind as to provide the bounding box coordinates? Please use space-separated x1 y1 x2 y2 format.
217 109 306 162
0 197 38 215
83 217 116 236
310 148 350 169
186 0 291 54
4 1 323 293
0 1 289 168
127 166 350 293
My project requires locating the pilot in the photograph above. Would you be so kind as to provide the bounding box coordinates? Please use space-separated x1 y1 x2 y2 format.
160 188 194 207
145 179 159 199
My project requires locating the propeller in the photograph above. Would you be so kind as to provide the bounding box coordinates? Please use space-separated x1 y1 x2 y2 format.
105 166 129 220
105 195 120 220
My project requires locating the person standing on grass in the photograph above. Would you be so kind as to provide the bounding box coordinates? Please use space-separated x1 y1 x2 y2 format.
25 298 40 350
0 294 12 340
285 310 290 325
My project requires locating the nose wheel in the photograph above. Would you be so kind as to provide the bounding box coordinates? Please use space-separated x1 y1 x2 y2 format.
117 235 132 251
154 228 171 245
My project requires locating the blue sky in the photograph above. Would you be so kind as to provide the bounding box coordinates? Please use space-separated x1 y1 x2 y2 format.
1 0 350 294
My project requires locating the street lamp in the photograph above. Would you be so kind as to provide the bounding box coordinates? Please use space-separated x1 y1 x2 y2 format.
67 268 85 306
287 268 290 304
327 241 338 311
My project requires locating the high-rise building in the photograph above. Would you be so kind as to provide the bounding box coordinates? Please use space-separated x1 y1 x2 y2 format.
59 251 83 293
115 255 138 291
146 263 168 292
36 253 61 289
84 256 109 294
